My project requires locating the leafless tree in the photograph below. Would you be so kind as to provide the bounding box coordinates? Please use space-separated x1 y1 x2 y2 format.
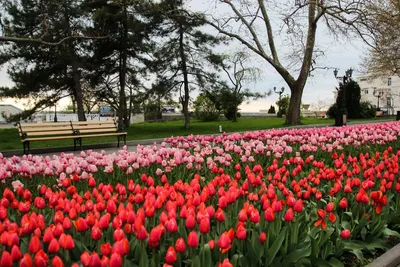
206 0 371 125
357 0 400 78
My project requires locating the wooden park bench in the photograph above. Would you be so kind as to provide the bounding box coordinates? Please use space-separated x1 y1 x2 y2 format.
17 120 127 154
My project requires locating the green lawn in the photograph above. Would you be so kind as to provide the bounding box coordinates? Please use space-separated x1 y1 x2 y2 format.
0 116 394 151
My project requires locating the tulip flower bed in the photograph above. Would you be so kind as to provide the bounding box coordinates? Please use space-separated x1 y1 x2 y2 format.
1 122 400 267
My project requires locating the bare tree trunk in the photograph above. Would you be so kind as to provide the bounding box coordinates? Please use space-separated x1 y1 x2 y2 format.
118 0 129 129
128 87 133 122
285 86 303 125
179 24 190 129
63 9 86 122
72 95 76 113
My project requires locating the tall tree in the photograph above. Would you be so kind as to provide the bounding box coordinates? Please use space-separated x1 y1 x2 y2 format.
207 0 369 125
151 0 225 129
87 0 153 128
212 51 266 122
0 0 91 121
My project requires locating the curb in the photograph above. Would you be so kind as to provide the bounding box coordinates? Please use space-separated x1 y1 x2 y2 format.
1 119 395 157
366 243 400 267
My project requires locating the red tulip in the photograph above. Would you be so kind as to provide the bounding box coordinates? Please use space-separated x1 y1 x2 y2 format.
238 209 248 222
74 218 89 232
215 208 225 222
187 231 199 247
136 225 148 241
109 253 122 267
339 198 348 209
48 238 60 253
175 238 186 253
52 256 64 267
250 210 260 224
7 245 20 263
107 200 117 214
219 258 234 267
264 207 275 222
28 235 42 253
199 218 210 234
259 232 267 243
92 226 103 241
43 228 54 243
284 208 294 222
294 200 303 213
113 228 125 241
186 214 196 229
326 202 334 213
208 239 215 249
165 246 177 264
166 218 178 233
81 251 91 267
65 234 75 250
20 253 33 267
0 251 12 267
341 229 351 240
218 232 232 253
236 225 246 240
89 252 101 267
101 243 112 256
317 209 326 219
34 250 49 267
328 213 336 223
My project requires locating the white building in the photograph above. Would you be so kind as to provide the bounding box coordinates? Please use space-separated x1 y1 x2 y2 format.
356 75 400 115
0 104 22 123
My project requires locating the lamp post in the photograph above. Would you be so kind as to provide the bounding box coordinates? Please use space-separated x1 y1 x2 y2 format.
333 68 353 126
274 86 285 118
54 104 58 122
373 90 384 110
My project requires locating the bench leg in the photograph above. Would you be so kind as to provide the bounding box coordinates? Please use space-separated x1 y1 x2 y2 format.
74 138 82 151
117 135 126 147
23 141 30 155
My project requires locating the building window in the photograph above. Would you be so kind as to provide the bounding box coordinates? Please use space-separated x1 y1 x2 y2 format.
364 89 369 95
388 77 392 86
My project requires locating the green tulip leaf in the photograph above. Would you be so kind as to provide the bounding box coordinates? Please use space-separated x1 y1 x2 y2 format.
285 246 311 264
266 227 287 266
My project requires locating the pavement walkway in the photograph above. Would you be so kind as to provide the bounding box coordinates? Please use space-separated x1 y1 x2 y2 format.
2 119 396 158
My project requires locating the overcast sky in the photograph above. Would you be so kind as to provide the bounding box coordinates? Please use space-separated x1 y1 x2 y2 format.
0 0 367 112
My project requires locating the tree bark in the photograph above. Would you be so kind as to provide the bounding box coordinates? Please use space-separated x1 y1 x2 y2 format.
179 24 190 129
285 86 303 125
118 0 129 129
63 8 86 122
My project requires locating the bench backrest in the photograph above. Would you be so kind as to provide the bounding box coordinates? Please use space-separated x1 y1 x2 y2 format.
18 119 119 139
70 120 119 135
18 122 74 139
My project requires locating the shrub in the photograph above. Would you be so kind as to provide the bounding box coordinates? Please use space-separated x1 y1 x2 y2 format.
359 101 376 118
267 105 276 114
193 94 220 122
327 104 338 118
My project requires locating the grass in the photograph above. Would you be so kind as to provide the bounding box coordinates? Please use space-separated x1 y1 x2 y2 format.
0 116 395 151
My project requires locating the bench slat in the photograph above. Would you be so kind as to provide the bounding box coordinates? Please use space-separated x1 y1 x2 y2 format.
71 121 116 125
20 122 71 127
26 130 74 137
80 132 127 138
79 129 119 134
23 135 82 142
21 126 72 132
73 125 117 130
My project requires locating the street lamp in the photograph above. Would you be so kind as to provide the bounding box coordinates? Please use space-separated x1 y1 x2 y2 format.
333 68 353 126
54 104 58 122
373 90 384 110
274 86 285 118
